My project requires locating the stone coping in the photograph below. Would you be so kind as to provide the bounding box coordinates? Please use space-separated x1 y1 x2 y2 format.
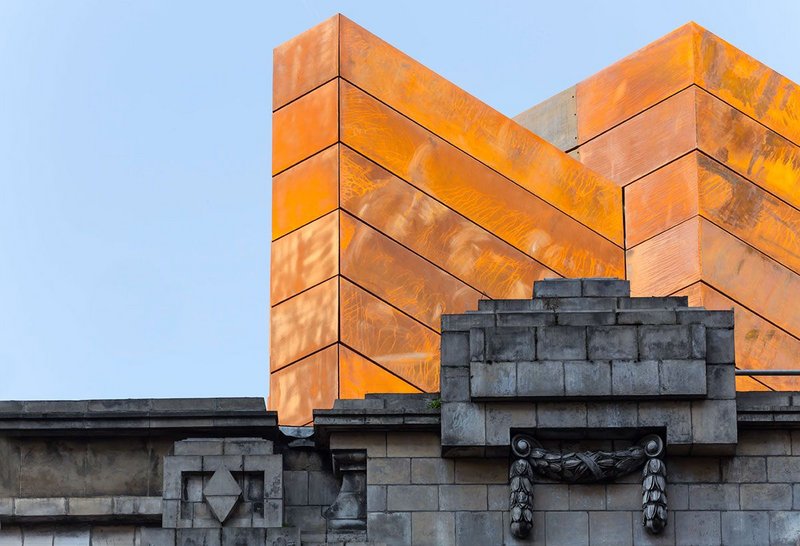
737 391 800 427
0 496 162 523
0 398 277 436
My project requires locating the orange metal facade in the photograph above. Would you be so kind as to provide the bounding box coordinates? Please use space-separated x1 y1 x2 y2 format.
271 16 800 423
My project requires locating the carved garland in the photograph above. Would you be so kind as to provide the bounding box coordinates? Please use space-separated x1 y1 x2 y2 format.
509 434 666 539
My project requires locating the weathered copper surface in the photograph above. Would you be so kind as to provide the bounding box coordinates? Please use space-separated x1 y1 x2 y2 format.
272 144 338 240
268 344 338 426
272 78 338 175
339 345 421 399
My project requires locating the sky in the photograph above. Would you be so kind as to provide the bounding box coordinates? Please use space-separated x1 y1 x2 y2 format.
0 1 798 401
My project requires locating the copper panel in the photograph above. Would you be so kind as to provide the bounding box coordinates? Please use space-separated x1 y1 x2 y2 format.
699 219 800 338
338 17 624 244
627 218 701 297
268 344 338 426
270 211 338 306
625 154 700 247
272 145 339 240
696 88 800 210
674 282 800 391
697 155 800 276
694 27 800 146
576 23 695 143
340 278 439 392
735 376 772 391
340 147 556 298
578 88 697 187
270 277 338 372
273 15 339 111
272 79 338 175
339 345 421 399
339 82 625 279
340 213 482 330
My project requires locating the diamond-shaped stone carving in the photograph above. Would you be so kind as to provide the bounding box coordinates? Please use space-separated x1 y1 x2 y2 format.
204 468 242 523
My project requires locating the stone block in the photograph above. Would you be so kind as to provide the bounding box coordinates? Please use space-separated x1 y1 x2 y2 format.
162 499 179 527
674 511 721 546
330 432 387 457
68 496 113 516
0 497 11 517
545 511 588 546
177 529 221 546
440 331 469 368
412 512 455 546
15 497 66 516
721 457 766 482
469 328 484 362
285 505 325 535
537 402 587 428
19 439 87 497
605 484 640 510
581 278 630 297
88 527 137 545
203 454 243 472
140 528 176 546
517 361 564 397
668 484 689 510
707 364 735 400
387 485 438 511
706 328 735 363
503 510 545 546
0 529 22 546
589 511 632 546
616 309 676 325
367 484 386 512
638 402 692 446
659 360 706 396
556 311 615 326
691 400 738 452
496 312 555 327
767 457 800 482
532 296 617 312
441 366 470 402
741 483 792 509
611 360 659 396
441 314 494 332
367 512 411 546
163 456 202 500
690 324 706 359
470 362 516 398
441 403 485 446
283 471 308 505
223 439 273 456
85 438 152 496
668 457 721 482
687 484 739 509
478 299 530 312
174 439 224 456
221 529 265 546
721 511 769 546
618 296 687 309
638 325 691 359
587 326 637 359
488 484 508 510
736 430 791 456
586 402 637 429
771 511 800 546
569 484 606 510
534 278 581 297
676 308 734 327
532 484 569 510
438 484 487 511
411 458 454 484
485 327 535 361
386 432 440 458
564 360 611 396
485 403 536 446
454 460 507 484
632 515 676 545
308 470 338 505
537 326 586 360
53 529 90 546
454 511 503 546
367 458 410 485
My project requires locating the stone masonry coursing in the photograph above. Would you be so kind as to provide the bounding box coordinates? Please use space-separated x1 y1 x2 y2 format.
0 279 799 545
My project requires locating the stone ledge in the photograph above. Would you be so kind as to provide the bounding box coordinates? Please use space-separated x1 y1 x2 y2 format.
0 496 162 524
737 392 800 427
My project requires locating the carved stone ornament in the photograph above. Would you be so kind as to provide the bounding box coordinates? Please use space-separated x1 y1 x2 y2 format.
509 434 667 539
324 450 367 532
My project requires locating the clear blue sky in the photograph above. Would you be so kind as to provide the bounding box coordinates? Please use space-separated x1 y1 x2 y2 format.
0 1 797 401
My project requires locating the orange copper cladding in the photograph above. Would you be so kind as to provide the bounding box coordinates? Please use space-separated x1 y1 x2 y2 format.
696 88 800 211
576 23 696 143
271 145 339 240
675 282 800 391
340 212 483 330
339 147 557 299
272 78 339 175
338 16 624 245
268 344 338 426
272 15 339 111
270 277 337 373
578 87 697 187
270 210 338 306
339 81 625 280
339 278 440 392
339 345 421 399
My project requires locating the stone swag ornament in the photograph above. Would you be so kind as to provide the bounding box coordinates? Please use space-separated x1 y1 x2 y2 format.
509 434 667 538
